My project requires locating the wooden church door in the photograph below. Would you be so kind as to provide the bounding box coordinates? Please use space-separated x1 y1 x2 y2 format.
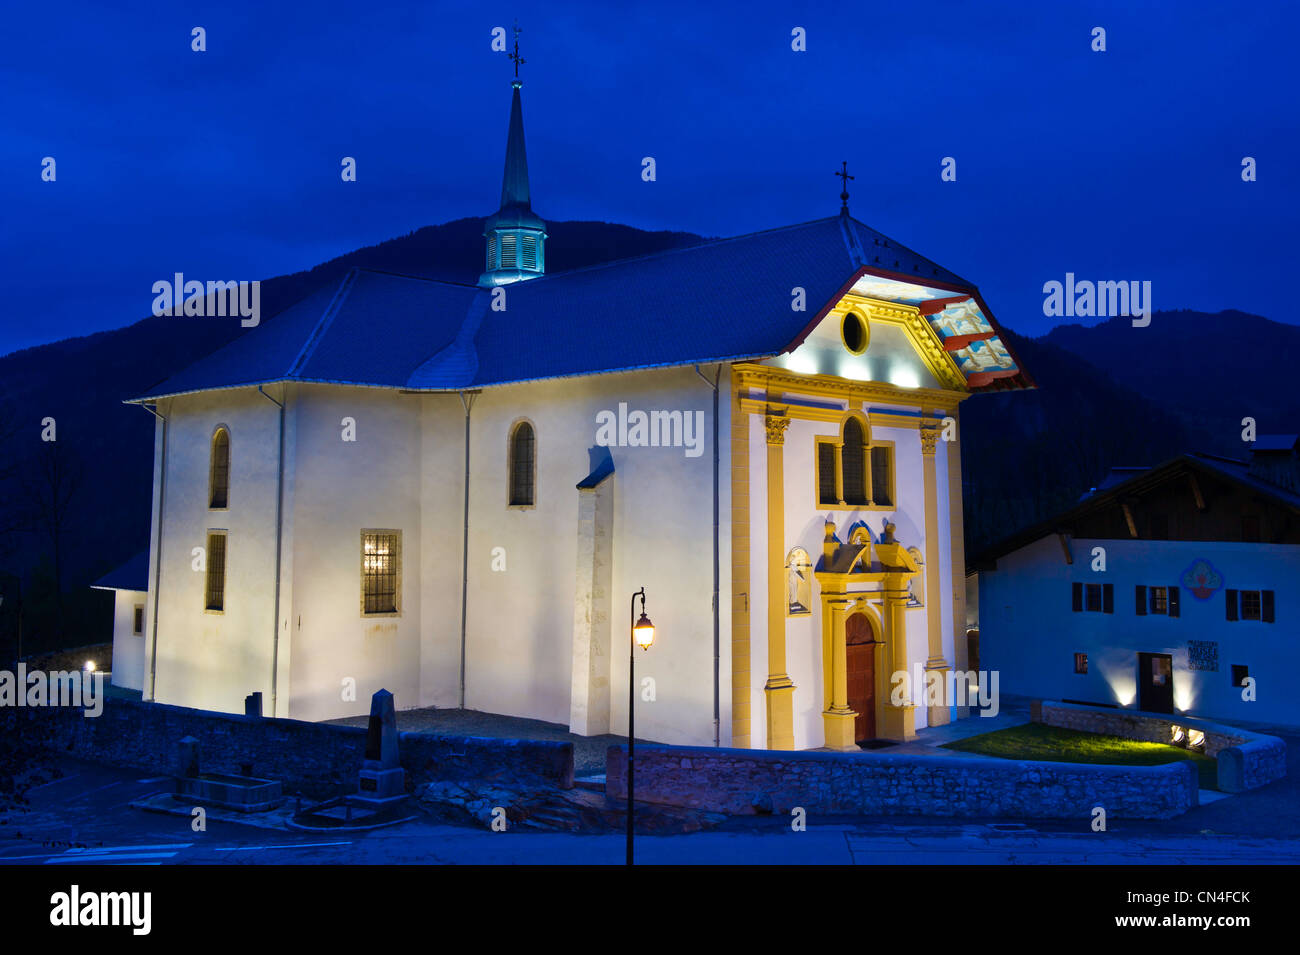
845 613 876 743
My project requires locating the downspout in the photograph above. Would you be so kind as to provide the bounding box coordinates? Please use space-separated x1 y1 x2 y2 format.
258 385 286 716
139 403 167 701
694 363 722 747
457 390 478 709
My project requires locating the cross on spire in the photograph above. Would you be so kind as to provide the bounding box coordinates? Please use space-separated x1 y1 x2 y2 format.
836 161 854 214
509 21 525 79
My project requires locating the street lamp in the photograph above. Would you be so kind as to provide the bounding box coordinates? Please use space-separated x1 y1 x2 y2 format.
627 587 655 866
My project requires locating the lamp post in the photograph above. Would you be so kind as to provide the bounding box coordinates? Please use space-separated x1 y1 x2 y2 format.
628 587 655 866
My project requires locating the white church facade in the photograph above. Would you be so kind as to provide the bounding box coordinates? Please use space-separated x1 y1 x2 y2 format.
128 74 1031 751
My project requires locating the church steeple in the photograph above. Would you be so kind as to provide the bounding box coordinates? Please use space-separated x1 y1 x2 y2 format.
479 25 547 288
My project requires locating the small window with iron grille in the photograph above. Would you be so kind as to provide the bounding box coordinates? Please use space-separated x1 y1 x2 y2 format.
205 532 227 612
133 604 145 635
361 530 401 615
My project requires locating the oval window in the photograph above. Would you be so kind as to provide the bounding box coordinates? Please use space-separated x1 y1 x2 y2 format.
842 311 869 355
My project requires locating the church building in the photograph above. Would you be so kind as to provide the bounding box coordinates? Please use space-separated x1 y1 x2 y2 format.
128 67 1032 751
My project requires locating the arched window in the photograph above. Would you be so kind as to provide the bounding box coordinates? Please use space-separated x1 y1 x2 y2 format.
841 417 868 506
508 421 536 506
209 427 230 509
786 547 812 615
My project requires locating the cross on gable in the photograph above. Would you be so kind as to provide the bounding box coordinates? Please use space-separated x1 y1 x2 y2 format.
836 161 854 213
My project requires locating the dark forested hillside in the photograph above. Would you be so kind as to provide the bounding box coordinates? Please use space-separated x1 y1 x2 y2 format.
0 219 706 652
0 215 1290 653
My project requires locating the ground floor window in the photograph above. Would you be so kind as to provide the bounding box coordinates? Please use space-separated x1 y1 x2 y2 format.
361 530 401 615
1073 652 1088 674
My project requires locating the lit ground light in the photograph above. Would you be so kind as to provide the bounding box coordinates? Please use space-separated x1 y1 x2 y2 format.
943 723 1219 791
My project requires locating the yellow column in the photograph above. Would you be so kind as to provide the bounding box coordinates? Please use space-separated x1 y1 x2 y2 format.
879 582 917 742
946 408 971 719
920 424 950 728
821 599 855 750
730 393 752 747
764 410 795 750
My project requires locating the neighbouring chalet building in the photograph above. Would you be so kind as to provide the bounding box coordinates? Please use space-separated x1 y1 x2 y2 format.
972 437 1300 727
125 71 1031 750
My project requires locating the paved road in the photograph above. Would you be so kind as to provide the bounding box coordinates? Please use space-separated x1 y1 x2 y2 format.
4 757 1298 865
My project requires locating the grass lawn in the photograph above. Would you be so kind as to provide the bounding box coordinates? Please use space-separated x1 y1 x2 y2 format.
944 722 1219 790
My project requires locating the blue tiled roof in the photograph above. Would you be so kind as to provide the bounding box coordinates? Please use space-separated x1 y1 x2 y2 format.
91 550 150 592
131 215 1003 401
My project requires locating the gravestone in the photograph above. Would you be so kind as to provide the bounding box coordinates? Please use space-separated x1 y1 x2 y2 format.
356 689 406 806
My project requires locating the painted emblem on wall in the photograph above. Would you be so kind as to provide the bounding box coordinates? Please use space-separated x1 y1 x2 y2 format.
1180 558 1224 600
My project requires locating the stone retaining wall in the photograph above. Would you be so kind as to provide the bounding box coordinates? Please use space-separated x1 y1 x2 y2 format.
22 643 113 675
6 697 574 796
1035 700 1286 794
607 744 1198 819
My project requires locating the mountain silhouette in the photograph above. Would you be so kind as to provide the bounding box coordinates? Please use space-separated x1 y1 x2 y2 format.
0 220 1291 649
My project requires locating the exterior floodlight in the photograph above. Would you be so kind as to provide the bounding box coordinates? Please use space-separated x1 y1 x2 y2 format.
1171 725 1185 745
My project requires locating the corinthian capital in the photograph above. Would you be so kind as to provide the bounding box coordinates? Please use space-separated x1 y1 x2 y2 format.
765 413 791 446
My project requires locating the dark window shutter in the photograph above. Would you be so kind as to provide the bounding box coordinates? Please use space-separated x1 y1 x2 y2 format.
817 443 837 505
1169 586 1180 618
1226 589 1238 621
1072 582 1082 612
1135 585 1147 616
1262 590 1275 623
1103 583 1114 614
870 446 892 507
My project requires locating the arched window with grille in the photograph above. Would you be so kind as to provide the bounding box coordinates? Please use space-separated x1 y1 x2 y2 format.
209 427 230 509
508 421 536 506
841 417 869 506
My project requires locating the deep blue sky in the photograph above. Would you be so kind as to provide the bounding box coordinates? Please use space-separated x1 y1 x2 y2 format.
2 0 1295 355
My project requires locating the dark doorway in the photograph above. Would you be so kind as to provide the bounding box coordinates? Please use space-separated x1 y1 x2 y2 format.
966 629 980 673
846 613 876 743
1137 652 1174 714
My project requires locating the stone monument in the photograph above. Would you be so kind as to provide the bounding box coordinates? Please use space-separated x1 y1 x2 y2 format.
356 688 406 806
